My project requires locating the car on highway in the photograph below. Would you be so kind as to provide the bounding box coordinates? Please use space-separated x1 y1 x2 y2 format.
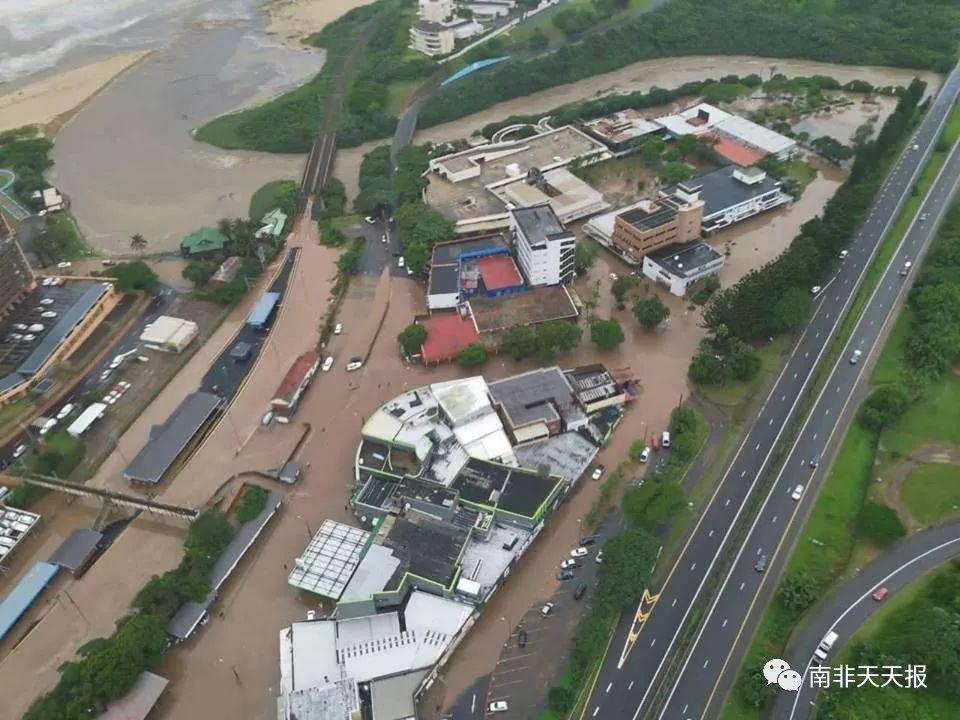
839 250 849 260
791 484 805 501
850 349 862 365
811 285 823 295
560 558 578 569
591 464 604 481
381 234 387 243
557 569 575 581
920 212 928 222
574 583 588 601
809 454 820 468
346 358 364 372
540 601 555 617
900 261 912 276
754 554 768 572
333 323 343 335
661 431 671 448
912 143 920 151
570 546 589 558
12 444 27 459
322 356 334 372
488 700 509 713
517 629 528 648
872 586 889 602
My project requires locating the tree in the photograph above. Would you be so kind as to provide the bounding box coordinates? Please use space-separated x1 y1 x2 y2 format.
598 527 659 607
676 134 699 161
659 161 695 185
527 28 549 52
184 512 234 569
398 323 427 356
458 343 488 367
107 261 159 293
859 384 911 431
770 286 812 332
591 318 625 349
236 485 268 523
629 439 648 462
740 662 777 708
575 241 597 273
182 261 215 288
337 240 364 274
728 339 761 381
857 501 906 546
633 295 670 330
640 136 666 167
611 275 638 308
129 233 148 255
779 573 821 613
500 326 536 360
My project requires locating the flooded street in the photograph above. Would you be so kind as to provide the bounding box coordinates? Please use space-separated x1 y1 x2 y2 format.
49 24 322 255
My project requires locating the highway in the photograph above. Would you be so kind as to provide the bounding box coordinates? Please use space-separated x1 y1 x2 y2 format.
772 519 960 719
582 66 960 720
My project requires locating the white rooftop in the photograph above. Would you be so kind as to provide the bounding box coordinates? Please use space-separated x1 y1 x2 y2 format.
714 115 796 155
338 544 400 604
583 199 655 242
288 521 370 599
432 377 491 426
655 102 732 137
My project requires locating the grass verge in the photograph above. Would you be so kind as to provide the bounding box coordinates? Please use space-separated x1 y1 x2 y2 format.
901 462 960 525
698 336 791 420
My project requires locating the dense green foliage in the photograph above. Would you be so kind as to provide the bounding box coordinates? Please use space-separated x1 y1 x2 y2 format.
590 318 625 349
106 261 160 293
236 485 269 523
355 145 393 215
398 323 427 356
25 513 235 720
856 500 906 545
337 237 365 274
393 144 432 204
458 343 489 367
574 241 597 273
394 201 455 275
421 0 959 127
778 572 821 614
859 383 912 431
818 562 960 719
498 321 583 362
0 126 53 208
633 295 670 330
31 214 86 264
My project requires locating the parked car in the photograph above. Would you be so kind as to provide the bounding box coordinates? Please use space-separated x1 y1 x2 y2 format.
364 216 375 224
871 586 889 602
650 433 660 451
517 628 528 648
322 356 334 372
398 257 405 268
560 558 578 569
56 403 75 421
540 602 555 617
557 569 575 581
791 484 804 501
21 334 35 342
850 349 862 365
755 554 768 572
346 358 364 372
591 464 604 481
570 547 589 558
101 259 117 266
39 298 54 306
12 444 27 459
488 701 509 713
639 446 650 463
261 411 274 426
574 583 588 601
334 323 343 335
580 535 599 546
12 323 26 331
40 311 57 319
595 550 603 564
661 431 671 448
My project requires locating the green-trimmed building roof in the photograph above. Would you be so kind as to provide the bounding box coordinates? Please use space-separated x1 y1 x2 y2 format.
181 227 227 256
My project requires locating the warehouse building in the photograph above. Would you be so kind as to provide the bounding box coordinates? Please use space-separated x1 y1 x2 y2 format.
139 315 198 353
642 240 725 296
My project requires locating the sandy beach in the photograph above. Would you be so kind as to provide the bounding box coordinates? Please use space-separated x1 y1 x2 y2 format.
0 51 150 134
264 0 379 46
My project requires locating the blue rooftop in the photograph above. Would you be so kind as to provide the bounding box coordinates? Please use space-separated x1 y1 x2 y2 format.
0 562 59 641
246 292 280 328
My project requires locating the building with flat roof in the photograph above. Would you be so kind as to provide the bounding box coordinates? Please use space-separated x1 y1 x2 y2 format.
123 391 223 484
420 312 481 363
409 0 483 56
139 315 198 353
665 165 791 235
49 528 103 575
655 102 732 138
609 194 704 265
0 561 58 642
95 672 169 720
495 167 609 224
0 217 33 317
468 285 579 333
488 366 588 444
584 108 664 154
426 233 521 312
509 204 575 287
713 114 796 159
642 240 725 296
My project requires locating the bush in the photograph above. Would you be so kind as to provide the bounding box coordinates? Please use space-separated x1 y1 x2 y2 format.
591 318 625 349
182 261 216 288
859 383 911 431
337 238 365 275
857 501 906 546
458 343 488 367
398 323 427 357
236 485 268 523
779 573 821 613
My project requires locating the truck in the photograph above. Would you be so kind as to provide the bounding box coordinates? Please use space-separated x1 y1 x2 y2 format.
67 402 108 438
813 630 839 663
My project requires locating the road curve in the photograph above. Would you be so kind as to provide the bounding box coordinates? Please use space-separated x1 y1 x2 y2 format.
580 65 960 720
773 519 960 718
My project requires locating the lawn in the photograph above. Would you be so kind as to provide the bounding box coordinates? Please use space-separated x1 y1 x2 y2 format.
870 308 913 386
901 462 960 525
249 179 296 221
884 374 960 456
698 336 792 419
51 213 92 259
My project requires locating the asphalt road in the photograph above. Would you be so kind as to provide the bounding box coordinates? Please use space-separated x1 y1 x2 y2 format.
772 519 960 719
354 216 409 277
582 67 960 720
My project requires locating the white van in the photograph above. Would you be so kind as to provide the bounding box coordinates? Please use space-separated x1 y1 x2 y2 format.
813 630 839 662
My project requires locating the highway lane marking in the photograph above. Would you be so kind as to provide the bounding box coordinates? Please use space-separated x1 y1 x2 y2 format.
629 681 635 690
606 683 613 693
725 498 731 506
772 516 778 523
592 707 599 717
739 582 745 591
690 563 697 571
703 660 709 668
688 118 960 720
722 618 728 628
651 638 657 647
615 588 660 669
708 530 714 537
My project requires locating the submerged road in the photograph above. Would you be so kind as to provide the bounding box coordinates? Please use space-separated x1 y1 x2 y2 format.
581 66 960 720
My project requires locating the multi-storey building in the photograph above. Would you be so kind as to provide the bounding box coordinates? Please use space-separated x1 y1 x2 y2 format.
0 217 34 317
509 204 575 287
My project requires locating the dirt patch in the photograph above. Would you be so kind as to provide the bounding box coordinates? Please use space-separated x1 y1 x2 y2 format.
876 442 960 530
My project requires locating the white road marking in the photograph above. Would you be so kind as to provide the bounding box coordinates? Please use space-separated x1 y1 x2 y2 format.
593 707 600 717
772 516 778 524
691 563 697 571
722 618 728 628
708 530 714 537
739 582 745 591
629 681 635 690
606 683 613 693
671 598 677 607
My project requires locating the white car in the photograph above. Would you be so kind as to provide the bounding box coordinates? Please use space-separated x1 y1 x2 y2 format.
661 431 671 448
56 403 75 421
12 323 27 331
21 334 35 342
850 349 862 365
595 550 604 564
900 261 912 277
381 234 387 243
398 257 405 268
791 484 805 501
488 701 509 713
406 266 414 276
912 143 920 151
560 558 578 569
570 547 589 558
639 447 650 463
591 466 603 481
41 311 58 319
838 250 849 260
28 324 44 333
57 261 72 270
364 216 375 224
333 323 343 335
322 356 334 372
811 285 823 295
540 601 555 617
12 444 27 459
39 298 54 306
38 418 57 436
346 359 364 372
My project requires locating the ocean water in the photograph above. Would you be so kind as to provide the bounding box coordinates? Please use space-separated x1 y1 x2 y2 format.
0 0 263 83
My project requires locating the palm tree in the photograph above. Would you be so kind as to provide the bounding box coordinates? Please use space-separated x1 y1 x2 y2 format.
130 233 148 255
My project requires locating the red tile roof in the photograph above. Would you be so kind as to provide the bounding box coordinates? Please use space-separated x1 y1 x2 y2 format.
421 313 480 364
273 350 319 405
706 132 766 167
476 255 524 291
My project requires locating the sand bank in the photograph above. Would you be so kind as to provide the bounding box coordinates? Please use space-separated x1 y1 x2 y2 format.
264 0 378 46
0 51 151 134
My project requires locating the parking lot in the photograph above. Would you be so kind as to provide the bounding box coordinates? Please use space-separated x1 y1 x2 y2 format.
0 278 85 371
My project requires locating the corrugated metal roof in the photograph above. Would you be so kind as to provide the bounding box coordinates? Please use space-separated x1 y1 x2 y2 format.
247 291 280 328
96 671 169 720
0 561 59 641
19 282 110 375
49 528 103 571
